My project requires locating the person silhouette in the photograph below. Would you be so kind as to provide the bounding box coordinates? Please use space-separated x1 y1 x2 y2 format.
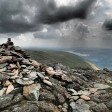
7 38 14 46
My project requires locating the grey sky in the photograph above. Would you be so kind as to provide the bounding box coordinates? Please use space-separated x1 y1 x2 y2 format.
0 0 112 49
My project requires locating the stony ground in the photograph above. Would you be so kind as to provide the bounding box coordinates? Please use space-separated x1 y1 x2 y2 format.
0 40 112 112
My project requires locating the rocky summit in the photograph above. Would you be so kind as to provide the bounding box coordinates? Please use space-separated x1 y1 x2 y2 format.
0 38 112 112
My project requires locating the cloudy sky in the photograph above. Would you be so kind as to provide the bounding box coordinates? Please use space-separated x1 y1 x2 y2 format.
0 0 112 49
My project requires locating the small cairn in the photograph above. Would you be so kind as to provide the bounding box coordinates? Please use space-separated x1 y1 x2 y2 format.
0 38 72 99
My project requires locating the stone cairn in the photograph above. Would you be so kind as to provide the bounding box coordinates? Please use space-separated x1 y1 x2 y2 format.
0 38 112 112
0 38 56 95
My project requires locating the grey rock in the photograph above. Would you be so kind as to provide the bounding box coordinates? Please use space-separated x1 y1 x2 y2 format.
94 83 111 90
12 93 23 104
27 72 38 80
37 101 60 112
16 78 34 86
21 65 26 68
0 63 7 69
56 93 65 104
10 51 23 58
22 59 31 65
9 103 39 112
92 103 109 112
39 90 55 102
0 88 7 96
105 100 112 110
0 94 13 109
70 96 79 101
76 99 85 104
0 73 10 81
70 101 90 112
88 101 97 107
1 110 10 112
37 72 45 79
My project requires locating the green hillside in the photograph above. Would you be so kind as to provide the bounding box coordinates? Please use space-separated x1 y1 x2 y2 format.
27 50 93 69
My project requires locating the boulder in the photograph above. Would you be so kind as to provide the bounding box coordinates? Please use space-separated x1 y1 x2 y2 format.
23 84 41 101
0 94 13 109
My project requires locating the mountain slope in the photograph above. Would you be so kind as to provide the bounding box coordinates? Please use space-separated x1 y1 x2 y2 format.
27 50 99 69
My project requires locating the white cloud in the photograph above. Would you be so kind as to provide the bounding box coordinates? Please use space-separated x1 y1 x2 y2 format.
55 0 79 7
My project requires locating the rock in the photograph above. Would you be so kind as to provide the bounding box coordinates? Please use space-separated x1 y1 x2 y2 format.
94 83 111 90
106 79 112 84
0 68 6 72
105 100 112 110
0 73 10 81
27 72 38 80
3 80 11 87
70 101 90 112
23 83 41 101
78 90 91 96
45 67 56 76
92 103 109 112
76 99 85 104
6 84 14 94
91 95 101 103
89 88 98 93
37 101 60 112
62 108 68 112
16 78 34 86
88 101 97 107
12 69 19 76
10 51 23 58
0 63 7 69
22 59 31 65
21 65 26 68
12 93 23 104
31 60 41 68
0 94 13 108
0 56 12 64
12 103 39 112
8 64 17 69
68 89 79 95
56 93 65 104
37 72 45 79
43 79 52 86
70 96 79 101
80 95 90 101
0 88 7 96
61 74 72 82
39 90 55 102
94 90 106 95
70 102 76 110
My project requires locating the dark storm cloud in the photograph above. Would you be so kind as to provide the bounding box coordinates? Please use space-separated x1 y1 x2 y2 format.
103 19 112 30
39 0 96 24
0 0 96 33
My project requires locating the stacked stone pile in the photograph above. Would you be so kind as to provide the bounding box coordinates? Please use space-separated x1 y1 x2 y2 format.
0 38 112 112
